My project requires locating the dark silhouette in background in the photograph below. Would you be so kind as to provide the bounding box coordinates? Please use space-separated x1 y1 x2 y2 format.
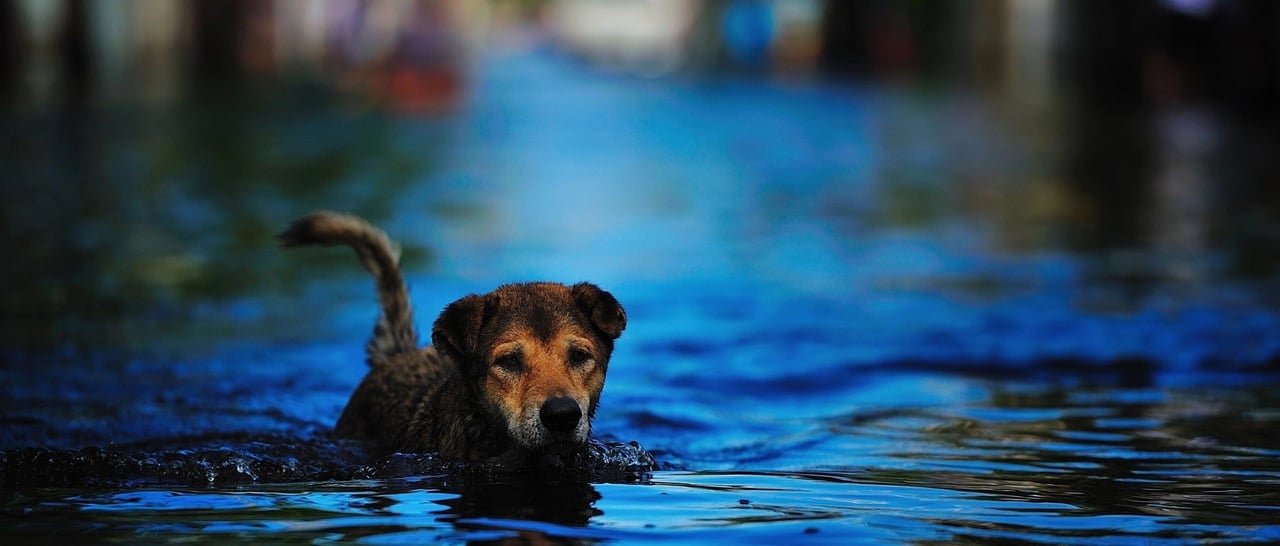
192 0 251 86
58 0 91 103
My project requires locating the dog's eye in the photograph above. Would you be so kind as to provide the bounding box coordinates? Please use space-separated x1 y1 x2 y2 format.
568 348 593 368
493 353 523 373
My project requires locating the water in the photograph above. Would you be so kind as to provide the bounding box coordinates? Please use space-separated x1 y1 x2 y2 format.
3 51 1280 543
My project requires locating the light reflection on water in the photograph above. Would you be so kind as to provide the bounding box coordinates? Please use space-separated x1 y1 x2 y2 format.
5 376 1279 543
2 52 1280 543
12 431 1280 544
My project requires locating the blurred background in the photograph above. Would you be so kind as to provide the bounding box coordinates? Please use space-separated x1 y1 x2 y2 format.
5 4 1280 537
0 0 1278 364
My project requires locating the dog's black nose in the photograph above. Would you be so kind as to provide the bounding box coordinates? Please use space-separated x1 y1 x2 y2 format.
539 397 582 432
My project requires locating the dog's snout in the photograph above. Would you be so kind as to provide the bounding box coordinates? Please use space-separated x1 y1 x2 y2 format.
539 397 582 432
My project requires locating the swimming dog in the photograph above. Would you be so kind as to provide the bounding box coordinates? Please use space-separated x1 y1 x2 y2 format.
279 211 626 465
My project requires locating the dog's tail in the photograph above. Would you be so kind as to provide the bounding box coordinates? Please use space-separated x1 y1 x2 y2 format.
279 211 418 367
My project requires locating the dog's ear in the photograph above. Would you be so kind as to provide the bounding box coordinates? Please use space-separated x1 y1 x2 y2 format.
572 283 626 340
431 294 494 362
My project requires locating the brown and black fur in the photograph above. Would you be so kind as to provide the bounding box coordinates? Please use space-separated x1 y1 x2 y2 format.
279 211 626 464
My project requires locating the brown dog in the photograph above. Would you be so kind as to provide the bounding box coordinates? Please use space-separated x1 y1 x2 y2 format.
279 211 626 464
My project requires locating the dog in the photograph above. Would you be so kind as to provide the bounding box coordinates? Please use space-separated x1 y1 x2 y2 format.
279 211 626 466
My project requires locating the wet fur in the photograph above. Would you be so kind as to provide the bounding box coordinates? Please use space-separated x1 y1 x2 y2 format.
279 211 626 463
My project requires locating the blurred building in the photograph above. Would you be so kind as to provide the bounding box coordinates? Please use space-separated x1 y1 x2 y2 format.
5 0 485 112
1 0 1277 114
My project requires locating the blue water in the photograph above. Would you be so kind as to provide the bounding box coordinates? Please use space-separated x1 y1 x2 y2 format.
3 51 1280 543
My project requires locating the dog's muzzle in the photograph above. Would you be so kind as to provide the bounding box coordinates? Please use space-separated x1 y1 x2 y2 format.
539 396 582 433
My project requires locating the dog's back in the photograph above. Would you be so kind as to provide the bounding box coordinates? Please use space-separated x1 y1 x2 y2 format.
331 345 467 455
279 212 496 456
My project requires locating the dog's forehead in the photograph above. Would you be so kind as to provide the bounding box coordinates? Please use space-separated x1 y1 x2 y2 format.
487 283 588 343
492 281 571 300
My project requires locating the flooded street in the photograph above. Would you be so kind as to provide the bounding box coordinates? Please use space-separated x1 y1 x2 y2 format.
3 39 1280 545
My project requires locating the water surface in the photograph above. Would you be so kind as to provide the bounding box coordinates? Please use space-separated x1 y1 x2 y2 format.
3 52 1280 543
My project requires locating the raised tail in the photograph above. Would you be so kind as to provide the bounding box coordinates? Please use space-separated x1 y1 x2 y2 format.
279 211 419 367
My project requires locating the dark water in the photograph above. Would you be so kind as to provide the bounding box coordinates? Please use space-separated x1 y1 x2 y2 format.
3 52 1280 543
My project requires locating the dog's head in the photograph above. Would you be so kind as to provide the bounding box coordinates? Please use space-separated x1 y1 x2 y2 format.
430 282 626 456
